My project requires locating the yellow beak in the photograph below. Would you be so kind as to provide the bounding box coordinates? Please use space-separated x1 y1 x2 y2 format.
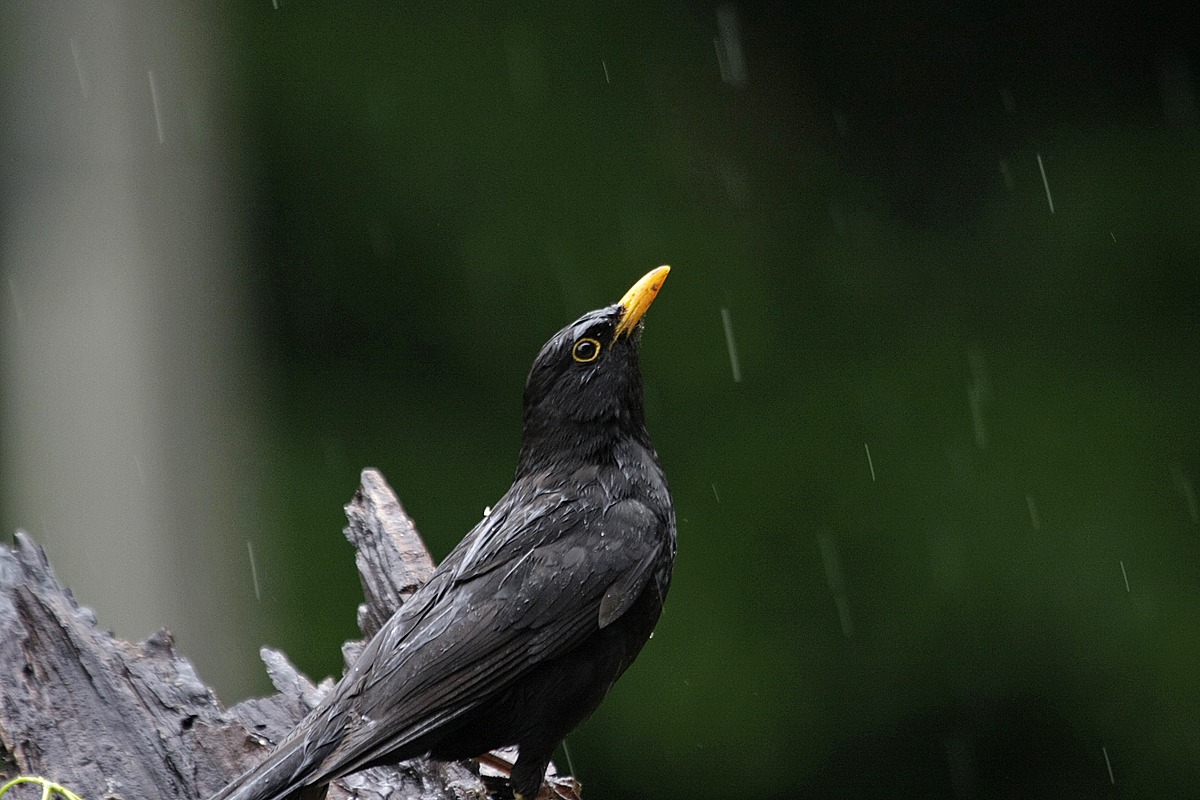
613 265 670 339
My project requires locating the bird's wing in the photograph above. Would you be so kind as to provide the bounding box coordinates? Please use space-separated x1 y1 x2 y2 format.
301 482 667 785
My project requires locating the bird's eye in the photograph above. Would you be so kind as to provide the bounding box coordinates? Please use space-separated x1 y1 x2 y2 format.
572 337 601 363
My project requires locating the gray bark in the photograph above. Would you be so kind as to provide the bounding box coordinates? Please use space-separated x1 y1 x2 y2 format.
0 469 578 800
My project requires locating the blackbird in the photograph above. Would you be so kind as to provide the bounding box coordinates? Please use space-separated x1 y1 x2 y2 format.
209 266 676 800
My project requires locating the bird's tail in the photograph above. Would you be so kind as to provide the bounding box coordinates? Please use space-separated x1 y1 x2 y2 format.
208 734 328 800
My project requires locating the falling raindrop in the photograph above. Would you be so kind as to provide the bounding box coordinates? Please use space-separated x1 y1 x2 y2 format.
1102 746 1116 785
944 731 977 797
966 345 991 450
69 37 88 98
833 108 849 137
560 737 577 782
719 307 742 382
1025 494 1040 530
998 159 1014 190
601 60 610 84
1119 560 1130 593
1170 462 1199 523
1000 85 1016 114
247 540 262 600
148 69 165 144
1036 152 1054 214
863 442 876 482
817 532 853 637
713 5 747 87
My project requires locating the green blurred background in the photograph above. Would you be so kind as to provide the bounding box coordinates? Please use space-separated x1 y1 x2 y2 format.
4 1 1200 798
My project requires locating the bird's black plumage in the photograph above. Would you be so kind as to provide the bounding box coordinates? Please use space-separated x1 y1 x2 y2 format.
209 267 675 800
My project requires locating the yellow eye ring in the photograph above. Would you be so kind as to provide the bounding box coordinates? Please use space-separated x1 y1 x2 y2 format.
572 337 602 363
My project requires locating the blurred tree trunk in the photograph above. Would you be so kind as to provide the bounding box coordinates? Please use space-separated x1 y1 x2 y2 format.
0 1 267 699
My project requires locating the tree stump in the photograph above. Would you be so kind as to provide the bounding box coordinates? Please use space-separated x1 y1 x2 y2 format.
0 469 578 800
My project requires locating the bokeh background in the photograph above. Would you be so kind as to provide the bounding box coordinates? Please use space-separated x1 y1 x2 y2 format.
3 2 1199 798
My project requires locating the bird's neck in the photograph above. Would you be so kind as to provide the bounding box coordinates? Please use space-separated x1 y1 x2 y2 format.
514 418 652 480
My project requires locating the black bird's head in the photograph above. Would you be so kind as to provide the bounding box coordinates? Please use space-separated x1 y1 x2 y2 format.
517 266 669 472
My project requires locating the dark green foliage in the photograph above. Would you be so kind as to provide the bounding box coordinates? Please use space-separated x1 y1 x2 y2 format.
226 3 1200 797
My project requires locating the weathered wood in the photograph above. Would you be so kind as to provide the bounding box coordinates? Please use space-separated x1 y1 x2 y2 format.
0 469 577 800
344 468 436 641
